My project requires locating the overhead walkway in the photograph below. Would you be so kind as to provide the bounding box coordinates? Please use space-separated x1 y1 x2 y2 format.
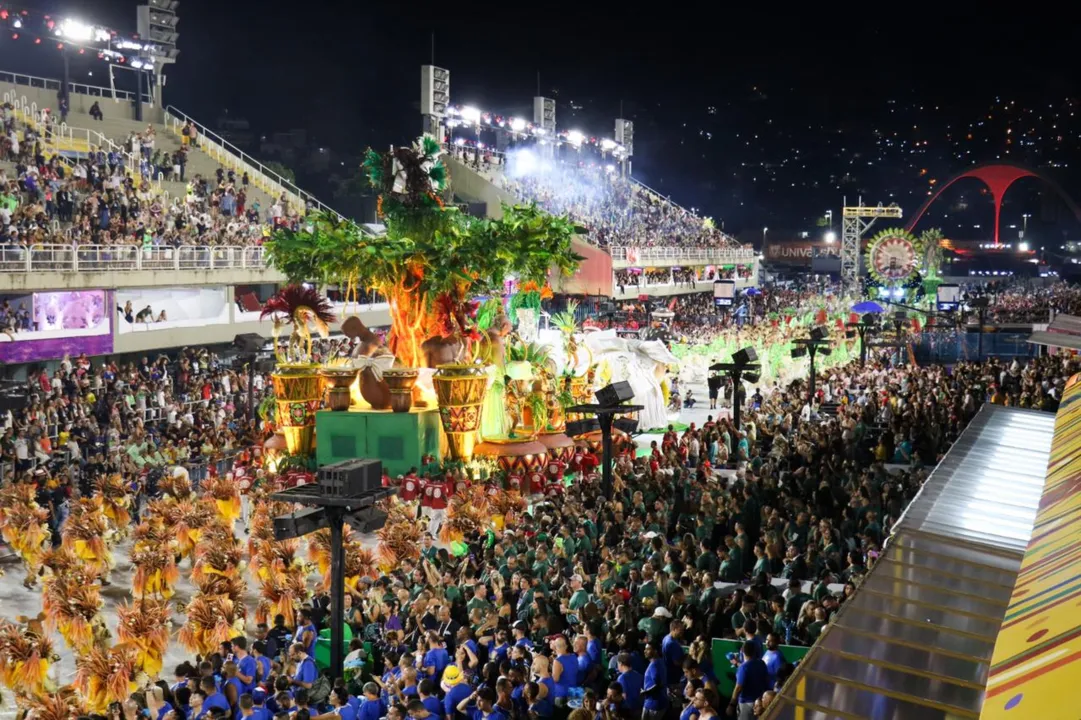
764 404 1055 720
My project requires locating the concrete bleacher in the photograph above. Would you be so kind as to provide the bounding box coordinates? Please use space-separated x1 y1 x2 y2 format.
61 112 279 214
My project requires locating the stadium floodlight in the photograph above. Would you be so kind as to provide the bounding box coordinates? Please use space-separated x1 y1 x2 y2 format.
58 18 95 43
824 231 836 243
600 138 617 151
567 130 585 147
460 105 481 124
1019 241 1030 252
509 117 527 132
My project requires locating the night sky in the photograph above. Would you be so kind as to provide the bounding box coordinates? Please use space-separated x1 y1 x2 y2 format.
4 3 1081 246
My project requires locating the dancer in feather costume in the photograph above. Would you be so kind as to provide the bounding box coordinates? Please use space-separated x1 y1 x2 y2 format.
203 473 242 528
254 569 309 628
158 465 193 501
13 685 87 720
61 497 114 582
129 517 180 599
177 594 245 657
41 570 105 656
94 473 133 538
376 503 425 568
73 644 139 715
115 599 171 677
440 486 491 544
0 619 56 700
0 484 51 589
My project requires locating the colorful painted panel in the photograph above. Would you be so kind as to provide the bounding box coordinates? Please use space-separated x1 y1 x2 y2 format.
982 373 1081 719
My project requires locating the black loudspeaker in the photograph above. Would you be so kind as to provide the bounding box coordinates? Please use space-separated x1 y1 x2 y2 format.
347 507 389 533
595 381 634 407
233 333 266 353
272 507 329 541
732 347 758 365
566 418 600 437
613 417 639 434
318 459 383 496
809 326 828 341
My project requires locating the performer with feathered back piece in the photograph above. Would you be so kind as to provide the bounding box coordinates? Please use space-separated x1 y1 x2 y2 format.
94 473 133 538
73 644 139 715
13 685 88 720
203 472 243 528
0 618 58 701
0 484 51 589
60 497 114 583
129 519 180 600
115 599 171 678
376 502 425 569
177 594 246 657
260 284 336 365
40 565 107 656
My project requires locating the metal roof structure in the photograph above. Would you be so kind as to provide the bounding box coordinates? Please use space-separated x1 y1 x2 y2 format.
1046 313 1081 335
1027 330 1081 351
763 404 1054 720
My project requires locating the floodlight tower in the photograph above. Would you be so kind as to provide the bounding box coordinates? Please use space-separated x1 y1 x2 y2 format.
136 0 182 112
421 65 450 137
614 118 634 177
534 96 556 156
840 199 903 296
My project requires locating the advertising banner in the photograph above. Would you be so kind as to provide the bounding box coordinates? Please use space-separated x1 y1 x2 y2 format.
766 241 839 266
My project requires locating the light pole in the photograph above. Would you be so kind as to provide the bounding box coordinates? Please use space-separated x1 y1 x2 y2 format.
791 327 831 404
1021 213 1031 240
762 227 768 251
846 313 878 365
710 347 761 431
825 210 833 234
892 310 908 367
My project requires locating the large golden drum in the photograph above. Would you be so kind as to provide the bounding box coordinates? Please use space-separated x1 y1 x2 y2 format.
272 369 323 455
432 363 488 462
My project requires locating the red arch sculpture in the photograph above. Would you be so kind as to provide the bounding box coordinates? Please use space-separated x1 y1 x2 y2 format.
905 162 1081 245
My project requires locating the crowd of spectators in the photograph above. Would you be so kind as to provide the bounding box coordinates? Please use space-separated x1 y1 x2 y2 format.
0 274 1075 719
0 103 300 254
498 162 740 252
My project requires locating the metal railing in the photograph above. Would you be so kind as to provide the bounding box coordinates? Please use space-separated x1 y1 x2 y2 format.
0 69 150 104
609 246 758 263
0 244 272 273
164 105 345 221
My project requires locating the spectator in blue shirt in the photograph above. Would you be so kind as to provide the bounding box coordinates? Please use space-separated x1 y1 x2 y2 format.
252 641 273 686
442 665 473 720
762 634 784 690
296 609 318 658
290 643 319 691
232 636 258 693
422 632 451 679
455 687 507 720
418 679 442 717
729 641 769 720
356 683 384 720
661 621 687 685
327 687 358 720
615 653 643 713
200 676 231 718
642 643 668 719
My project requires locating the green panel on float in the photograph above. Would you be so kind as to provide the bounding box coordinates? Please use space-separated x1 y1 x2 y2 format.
315 407 441 476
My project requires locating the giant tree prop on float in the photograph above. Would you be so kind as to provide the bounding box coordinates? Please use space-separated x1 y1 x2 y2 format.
265 135 581 368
